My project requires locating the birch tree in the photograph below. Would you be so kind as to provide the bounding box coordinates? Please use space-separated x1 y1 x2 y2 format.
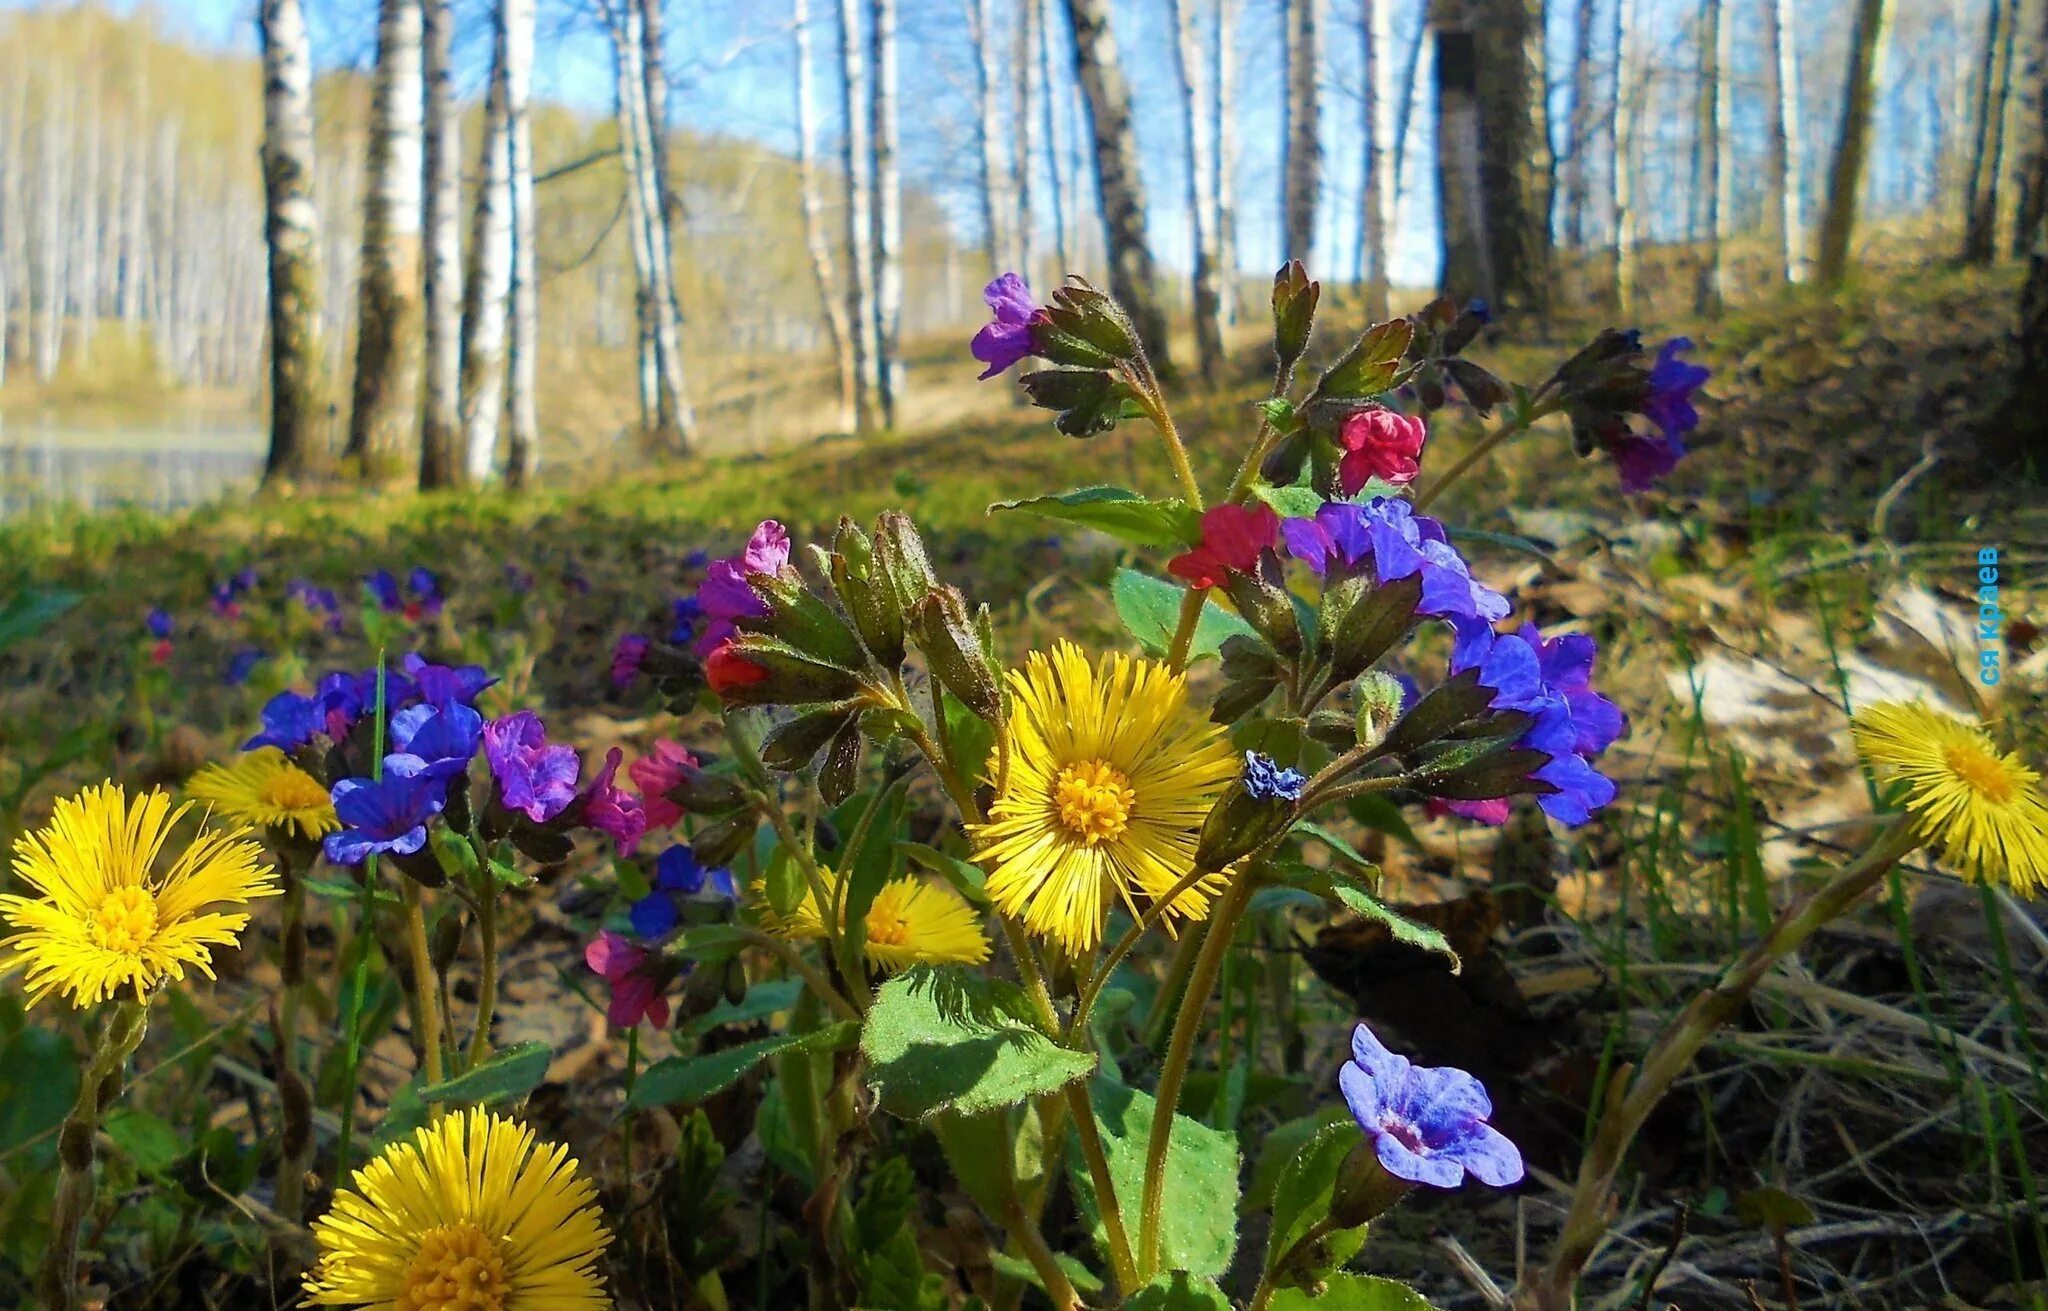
1038 0 1072 277
418 0 462 488
1609 0 1636 313
1559 0 1598 256
1357 0 1395 320
969 0 1010 276
1432 0 1548 310
1815 0 1890 286
1213 0 1240 323
1012 0 1037 279
1282 0 1320 265
258 0 321 486
1169 0 1224 377
345 0 425 473
1062 0 1173 372
459 23 513 483
870 0 903 425
1964 0 2015 265
1768 0 1805 283
2004 0 2048 255
503 0 539 486
793 0 856 430
839 0 881 430
1694 0 1730 316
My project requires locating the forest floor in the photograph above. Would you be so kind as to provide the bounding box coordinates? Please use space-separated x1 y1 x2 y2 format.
0 263 2044 1309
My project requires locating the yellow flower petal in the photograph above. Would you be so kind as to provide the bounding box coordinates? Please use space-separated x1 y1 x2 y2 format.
187 748 340 840
1852 701 2048 896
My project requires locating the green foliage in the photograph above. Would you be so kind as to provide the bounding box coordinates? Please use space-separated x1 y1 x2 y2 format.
1111 567 1256 662
631 1024 858 1110
861 968 1097 1118
850 1157 949 1311
420 1041 553 1107
989 486 1204 548
1067 1078 1240 1280
1265 1275 1434 1309
1121 1271 1233 1309
0 588 82 651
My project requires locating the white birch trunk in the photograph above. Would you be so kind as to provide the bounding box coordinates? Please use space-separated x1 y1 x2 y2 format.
461 22 513 485
794 0 857 430
345 0 425 470
259 0 323 484
1769 0 1805 282
1213 0 1240 323
1168 0 1224 375
970 0 1010 276
504 0 539 486
1359 0 1394 319
870 0 902 425
838 0 881 429
419 0 463 487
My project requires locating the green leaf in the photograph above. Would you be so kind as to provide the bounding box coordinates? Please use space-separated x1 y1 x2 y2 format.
861 968 1096 1119
1267 1123 1362 1272
1066 1077 1240 1280
841 781 909 967
1317 320 1415 400
898 841 988 903
1345 794 1420 849
931 1109 1019 1217
678 978 804 1040
1297 823 1382 878
1326 875 1460 974
1121 1272 1231 1310
986 1251 1106 1299
990 486 1203 548
943 691 997 790
1245 1107 1353 1212
421 1040 552 1106
304 876 404 910
671 924 753 965
102 1108 185 1177
630 1024 857 1110
1253 483 1325 519
0 588 81 651
1111 568 1256 663
1266 1274 1434 1309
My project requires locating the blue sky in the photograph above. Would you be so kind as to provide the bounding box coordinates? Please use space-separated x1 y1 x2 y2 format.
6 0 1971 294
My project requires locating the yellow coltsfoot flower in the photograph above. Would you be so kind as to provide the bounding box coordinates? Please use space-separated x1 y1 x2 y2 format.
1852 700 2048 896
757 866 990 971
1 782 277 1008
305 1107 612 1310
186 747 340 840
969 641 1239 953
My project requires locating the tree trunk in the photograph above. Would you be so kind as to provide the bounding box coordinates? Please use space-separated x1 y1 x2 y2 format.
2004 0 2048 255
1694 0 1730 316
460 22 513 484
870 0 903 426
2000 230 2048 470
1213 0 1241 324
1815 0 1890 286
1282 0 1320 265
1610 0 1636 314
503 0 539 487
418 0 462 488
794 0 856 430
1559 0 1597 257
1039 0 1072 277
1767 0 1805 283
258 0 322 486
1434 0 1550 311
345 0 425 474
1013 0 1038 279
838 0 882 430
970 0 1010 277
1358 0 1394 320
1062 0 1174 372
1169 0 1225 377
1965 0 2016 265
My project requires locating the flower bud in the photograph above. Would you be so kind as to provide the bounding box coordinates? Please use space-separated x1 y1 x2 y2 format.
1195 751 1306 870
1352 671 1407 750
665 763 748 817
1328 1141 1413 1228
1044 278 1139 359
690 814 756 868
761 705 860 772
747 568 869 672
1222 569 1302 657
1321 574 1423 682
1272 261 1320 368
830 517 906 667
909 587 1006 725
873 512 940 617
1019 368 1126 437
708 637 865 708
430 912 465 974
819 722 864 805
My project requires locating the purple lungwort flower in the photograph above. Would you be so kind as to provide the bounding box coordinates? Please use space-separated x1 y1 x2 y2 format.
223 649 266 687
323 757 450 865
692 521 790 657
1443 619 1622 826
669 595 701 645
387 701 485 780
365 569 405 613
1641 338 1709 442
1339 1022 1523 1189
611 633 650 689
1242 751 1307 802
288 578 345 630
483 710 581 823
580 747 648 857
1281 499 1511 624
400 652 496 707
145 607 174 640
970 273 1043 380
504 563 536 594
629 845 737 938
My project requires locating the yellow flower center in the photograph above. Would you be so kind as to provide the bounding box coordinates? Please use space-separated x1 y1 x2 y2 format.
1944 742 2018 805
90 887 158 956
397 1222 510 1311
1054 760 1136 844
867 905 911 948
259 766 331 814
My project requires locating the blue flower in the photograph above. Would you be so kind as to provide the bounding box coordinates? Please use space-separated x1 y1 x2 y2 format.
669 596 701 645
145 607 174 640
1443 620 1622 826
400 653 496 707
1242 751 1307 802
365 569 404 612
223 649 266 687
324 757 450 865
244 690 321 751
1280 499 1510 624
387 701 484 780
1339 1022 1523 1189
629 845 736 938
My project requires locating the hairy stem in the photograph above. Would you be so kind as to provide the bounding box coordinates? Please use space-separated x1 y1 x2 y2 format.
1065 1080 1139 1295
738 927 863 1023
400 881 446 1087
40 999 148 1311
1001 1195 1082 1311
465 887 499 1068
275 853 313 1226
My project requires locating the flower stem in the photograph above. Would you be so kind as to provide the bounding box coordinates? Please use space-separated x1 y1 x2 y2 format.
1525 820 1922 1308
465 887 499 1069
1412 397 1555 513
1065 1081 1139 1295
737 927 862 1023
275 852 312 1226
1001 1194 1082 1311
1130 377 1205 512
1137 873 1256 1277
400 881 446 1087
1247 1216 1341 1311
40 999 148 1311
